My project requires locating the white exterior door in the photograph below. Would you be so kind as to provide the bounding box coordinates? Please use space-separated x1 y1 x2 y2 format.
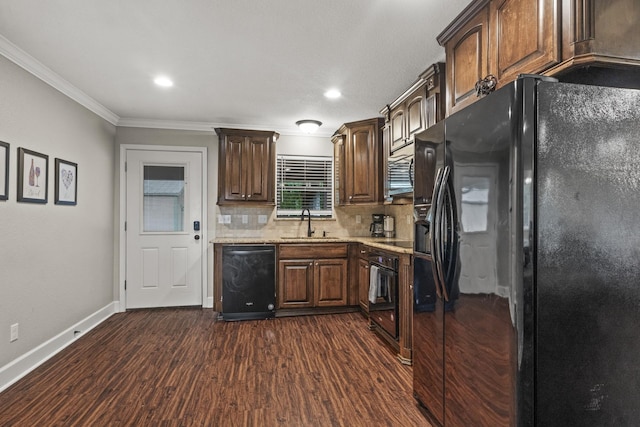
125 149 203 309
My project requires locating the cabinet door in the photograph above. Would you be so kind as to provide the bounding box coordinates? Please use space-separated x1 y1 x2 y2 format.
278 260 314 308
314 259 348 307
405 91 426 141
389 107 406 153
358 257 370 313
246 136 270 202
490 0 559 87
223 135 247 202
346 123 379 204
445 6 490 115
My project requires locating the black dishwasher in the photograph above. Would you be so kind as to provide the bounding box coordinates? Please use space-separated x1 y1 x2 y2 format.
222 245 276 321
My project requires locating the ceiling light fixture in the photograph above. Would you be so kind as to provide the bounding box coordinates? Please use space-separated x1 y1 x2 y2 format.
296 119 322 133
324 89 341 99
154 76 174 88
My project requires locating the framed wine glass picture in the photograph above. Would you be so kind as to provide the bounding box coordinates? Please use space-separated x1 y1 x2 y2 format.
55 158 77 205
0 141 8 201
17 147 48 203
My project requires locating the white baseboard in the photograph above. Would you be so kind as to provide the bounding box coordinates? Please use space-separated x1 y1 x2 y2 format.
0 301 117 393
204 296 214 308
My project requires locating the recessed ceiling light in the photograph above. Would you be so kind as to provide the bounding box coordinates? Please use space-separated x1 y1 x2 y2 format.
154 76 174 88
324 89 341 99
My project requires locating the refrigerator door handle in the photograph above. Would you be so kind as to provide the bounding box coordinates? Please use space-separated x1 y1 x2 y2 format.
441 176 458 302
436 166 451 301
430 167 445 298
409 158 414 187
433 166 450 300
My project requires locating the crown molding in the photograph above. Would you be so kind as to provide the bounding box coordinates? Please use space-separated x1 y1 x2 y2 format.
0 34 120 125
117 118 334 138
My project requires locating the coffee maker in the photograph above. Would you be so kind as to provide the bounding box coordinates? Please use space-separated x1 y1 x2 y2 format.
370 214 384 237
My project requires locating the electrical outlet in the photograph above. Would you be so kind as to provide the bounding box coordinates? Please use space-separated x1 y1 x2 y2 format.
356 215 362 224
258 215 268 224
10 323 18 342
223 215 231 224
242 215 248 224
218 215 224 224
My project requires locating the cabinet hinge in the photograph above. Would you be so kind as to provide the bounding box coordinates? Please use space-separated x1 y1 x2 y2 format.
124 221 127 231
124 280 127 290
124 161 127 173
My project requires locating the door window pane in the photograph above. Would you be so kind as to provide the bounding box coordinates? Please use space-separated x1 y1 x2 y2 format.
143 166 185 232
460 176 489 233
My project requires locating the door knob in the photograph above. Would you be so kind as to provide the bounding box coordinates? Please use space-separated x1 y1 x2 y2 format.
194 235 200 240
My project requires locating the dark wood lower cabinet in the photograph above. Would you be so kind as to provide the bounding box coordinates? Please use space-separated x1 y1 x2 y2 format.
315 258 349 307
278 244 349 310
278 259 314 308
357 257 370 313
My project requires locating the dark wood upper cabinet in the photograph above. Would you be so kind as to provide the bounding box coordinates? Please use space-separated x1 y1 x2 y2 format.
333 118 384 205
438 0 640 116
215 128 278 205
489 0 560 86
438 1 491 115
382 63 446 155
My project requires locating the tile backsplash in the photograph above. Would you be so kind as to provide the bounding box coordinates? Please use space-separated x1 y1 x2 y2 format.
214 204 413 240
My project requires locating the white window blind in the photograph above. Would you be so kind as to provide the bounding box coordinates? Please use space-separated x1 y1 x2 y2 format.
276 155 333 217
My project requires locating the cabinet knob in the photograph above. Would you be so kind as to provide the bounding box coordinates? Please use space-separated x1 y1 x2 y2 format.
360 250 366 254
242 194 245 198
247 194 251 198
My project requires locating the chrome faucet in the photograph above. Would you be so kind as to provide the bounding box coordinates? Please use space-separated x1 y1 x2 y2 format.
301 208 314 237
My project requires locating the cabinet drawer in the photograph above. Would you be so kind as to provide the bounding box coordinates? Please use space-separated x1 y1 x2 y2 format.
279 243 348 259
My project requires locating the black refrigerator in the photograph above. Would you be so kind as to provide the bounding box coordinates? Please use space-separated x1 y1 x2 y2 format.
412 75 640 426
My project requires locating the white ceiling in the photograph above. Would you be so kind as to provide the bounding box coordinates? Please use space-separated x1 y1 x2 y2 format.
0 0 470 136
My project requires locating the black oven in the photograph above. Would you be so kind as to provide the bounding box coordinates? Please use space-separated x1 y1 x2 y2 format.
368 249 399 340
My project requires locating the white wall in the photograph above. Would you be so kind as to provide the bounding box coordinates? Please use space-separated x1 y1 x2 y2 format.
0 55 116 369
276 133 333 157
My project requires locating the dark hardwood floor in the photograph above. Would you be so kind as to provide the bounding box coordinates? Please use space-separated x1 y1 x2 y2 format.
0 309 432 426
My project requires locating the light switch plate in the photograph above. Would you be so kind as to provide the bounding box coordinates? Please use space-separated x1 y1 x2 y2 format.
242 215 248 224
10 323 18 342
356 215 361 224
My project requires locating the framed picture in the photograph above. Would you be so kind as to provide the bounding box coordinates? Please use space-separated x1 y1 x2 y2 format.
17 147 48 203
0 141 8 201
55 158 77 205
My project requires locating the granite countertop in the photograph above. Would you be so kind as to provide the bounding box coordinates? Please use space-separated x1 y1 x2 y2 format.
211 236 413 254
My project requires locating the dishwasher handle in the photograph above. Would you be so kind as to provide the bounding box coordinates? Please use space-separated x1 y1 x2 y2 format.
225 249 274 256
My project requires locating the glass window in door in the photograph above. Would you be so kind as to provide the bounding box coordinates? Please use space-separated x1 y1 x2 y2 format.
143 165 185 232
